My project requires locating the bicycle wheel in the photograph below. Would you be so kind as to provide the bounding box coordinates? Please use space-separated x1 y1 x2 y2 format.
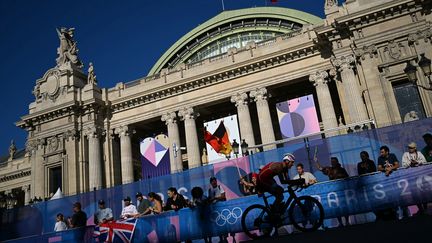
241 204 277 239
288 196 324 232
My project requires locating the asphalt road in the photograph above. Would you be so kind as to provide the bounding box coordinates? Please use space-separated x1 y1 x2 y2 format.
242 214 432 243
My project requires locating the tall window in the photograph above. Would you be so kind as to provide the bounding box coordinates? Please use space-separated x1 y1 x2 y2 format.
393 81 426 122
49 166 62 195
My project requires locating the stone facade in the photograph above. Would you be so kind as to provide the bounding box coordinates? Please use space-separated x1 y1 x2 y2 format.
2 0 432 204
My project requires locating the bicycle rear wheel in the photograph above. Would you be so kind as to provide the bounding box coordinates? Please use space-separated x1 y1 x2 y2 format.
241 204 277 239
288 196 324 232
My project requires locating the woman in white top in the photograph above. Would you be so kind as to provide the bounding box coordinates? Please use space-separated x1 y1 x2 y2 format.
402 142 426 168
54 213 68 232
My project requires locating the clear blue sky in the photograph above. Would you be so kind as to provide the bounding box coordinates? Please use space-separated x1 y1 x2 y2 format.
0 0 325 154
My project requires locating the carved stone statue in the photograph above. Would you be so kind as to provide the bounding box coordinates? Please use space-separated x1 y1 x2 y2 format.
87 62 97 85
403 111 419 122
55 27 83 68
338 116 345 126
8 140 17 161
325 0 338 8
201 148 209 165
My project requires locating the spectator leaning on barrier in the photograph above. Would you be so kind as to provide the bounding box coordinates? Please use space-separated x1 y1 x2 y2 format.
293 163 317 185
94 199 114 225
68 202 87 228
165 187 188 211
120 196 138 219
54 213 68 232
421 133 432 162
315 157 349 180
357 151 377 175
401 142 428 216
208 176 226 203
316 157 349 227
240 173 259 195
135 192 151 216
190 186 208 207
377 145 400 176
402 142 426 168
142 192 163 215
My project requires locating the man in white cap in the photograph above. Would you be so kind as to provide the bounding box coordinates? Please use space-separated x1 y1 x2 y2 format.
256 153 304 213
402 142 426 168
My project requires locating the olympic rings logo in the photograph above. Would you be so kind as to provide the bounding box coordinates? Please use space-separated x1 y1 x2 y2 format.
211 207 243 226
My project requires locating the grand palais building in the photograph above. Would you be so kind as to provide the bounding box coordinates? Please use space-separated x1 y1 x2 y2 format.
1 0 432 208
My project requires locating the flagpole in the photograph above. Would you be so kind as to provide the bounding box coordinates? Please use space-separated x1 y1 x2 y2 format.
221 0 225 11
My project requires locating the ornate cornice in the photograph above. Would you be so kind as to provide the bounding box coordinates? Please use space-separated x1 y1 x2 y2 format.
17 102 80 129
315 0 422 41
0 170 31 183
110 41 320 114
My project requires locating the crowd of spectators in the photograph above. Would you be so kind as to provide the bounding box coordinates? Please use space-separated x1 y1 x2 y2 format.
54 132 432 242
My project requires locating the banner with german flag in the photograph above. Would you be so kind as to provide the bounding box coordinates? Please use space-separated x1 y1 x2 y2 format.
204 121 232 155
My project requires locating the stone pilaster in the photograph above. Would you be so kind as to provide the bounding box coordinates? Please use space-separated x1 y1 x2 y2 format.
114 125 135 184
309 71 338 136
84 126 103 190
63 129 80 195
231 92 256 149
331 54 369 123
249 87 276 151
178 107 201 169
22 185 30 206
161 112 183 173
354 45 393 126
28 139 45 198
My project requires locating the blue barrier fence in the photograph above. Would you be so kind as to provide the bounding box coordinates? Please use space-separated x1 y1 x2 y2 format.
1 118 431 242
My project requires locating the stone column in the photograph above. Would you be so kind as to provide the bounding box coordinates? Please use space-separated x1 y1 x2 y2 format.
331 55 369 123
178 107 201 169
309 71 339 136
161 112 183 173
84 126 103 190
250 87 276 151
115 125 135 184
231 92 256 148
22 185 30 206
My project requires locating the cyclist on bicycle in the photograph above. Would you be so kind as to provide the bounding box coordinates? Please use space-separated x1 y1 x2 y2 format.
257 153 305 214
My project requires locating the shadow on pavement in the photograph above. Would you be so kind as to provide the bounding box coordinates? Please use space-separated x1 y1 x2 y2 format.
242 214 432 243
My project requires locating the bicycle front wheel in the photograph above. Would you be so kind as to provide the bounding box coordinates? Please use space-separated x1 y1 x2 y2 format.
241 204 276 239
288 196 324 232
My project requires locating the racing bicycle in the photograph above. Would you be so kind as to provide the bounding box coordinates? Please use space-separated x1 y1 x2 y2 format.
241 179 324 239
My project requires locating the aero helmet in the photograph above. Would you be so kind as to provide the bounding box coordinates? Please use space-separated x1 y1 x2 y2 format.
282 153 295 162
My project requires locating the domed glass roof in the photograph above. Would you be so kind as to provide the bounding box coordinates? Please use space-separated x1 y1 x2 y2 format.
148 7 322 75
